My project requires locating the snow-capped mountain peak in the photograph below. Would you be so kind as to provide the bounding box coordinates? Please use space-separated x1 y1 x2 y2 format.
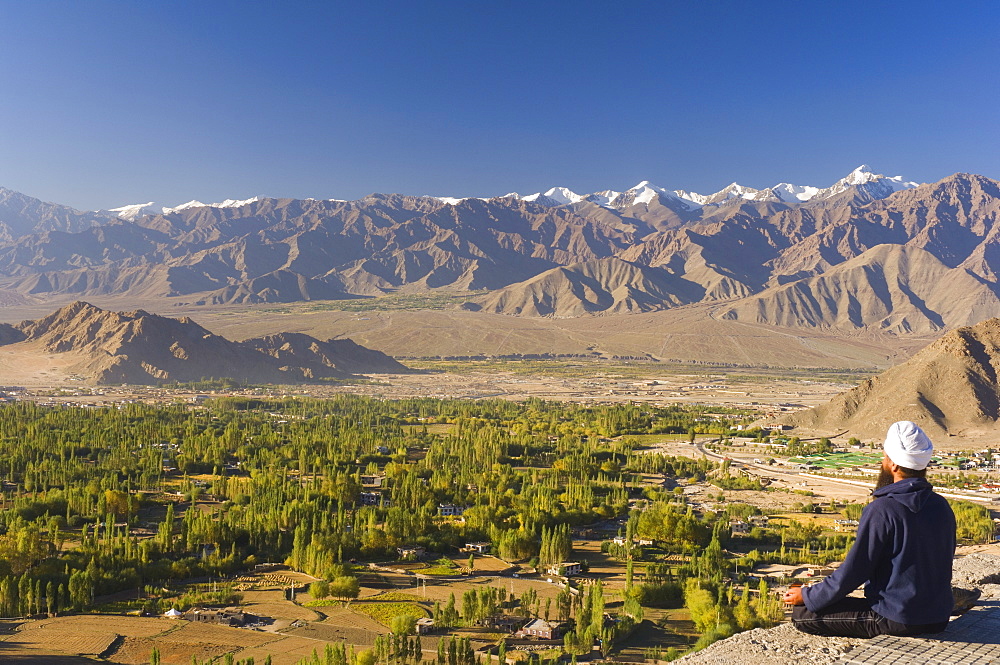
584 190 621 207
162 200 208 214
674 182 759 206
103 196 263 219
673 189 706 205
771 183 821 203
607 181 702 210
845 164 879 184
547 186 583 204
105 202 160 222
520 186 584 205
712 183 764 203
214 196 261 208
674 166 917 207
817 165 918 200
98 165 920 220
626 181 666 205
720 182 751 194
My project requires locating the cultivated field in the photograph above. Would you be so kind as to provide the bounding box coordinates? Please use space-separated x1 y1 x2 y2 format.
0 616 204 664
109 620 281 665
241 588 321 624
232 634 343 665
293 606 387 645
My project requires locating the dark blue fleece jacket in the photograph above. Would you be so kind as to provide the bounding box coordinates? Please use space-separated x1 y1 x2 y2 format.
802 477 956 626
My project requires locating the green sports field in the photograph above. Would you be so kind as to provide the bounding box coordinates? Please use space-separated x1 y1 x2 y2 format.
789 451 883 469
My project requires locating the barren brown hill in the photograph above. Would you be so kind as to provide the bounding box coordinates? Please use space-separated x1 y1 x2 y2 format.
613 219 767 301
0 301 407 385
785 317 1000 438
242 332 408 375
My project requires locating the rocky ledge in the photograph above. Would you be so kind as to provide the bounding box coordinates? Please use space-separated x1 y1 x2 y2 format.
675 552 1000 665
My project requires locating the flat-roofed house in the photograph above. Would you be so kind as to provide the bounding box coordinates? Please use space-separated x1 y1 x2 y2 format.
546 562 582 577
515 618 561 640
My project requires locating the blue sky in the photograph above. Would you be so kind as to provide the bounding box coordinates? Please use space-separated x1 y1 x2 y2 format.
1 1 998 210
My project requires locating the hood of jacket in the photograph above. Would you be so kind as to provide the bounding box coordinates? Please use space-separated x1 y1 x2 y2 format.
873 476 935 513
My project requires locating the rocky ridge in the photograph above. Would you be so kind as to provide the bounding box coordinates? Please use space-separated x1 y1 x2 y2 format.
0 301 407 384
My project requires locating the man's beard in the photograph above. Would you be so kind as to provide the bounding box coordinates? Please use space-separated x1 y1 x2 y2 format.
875 467 895 491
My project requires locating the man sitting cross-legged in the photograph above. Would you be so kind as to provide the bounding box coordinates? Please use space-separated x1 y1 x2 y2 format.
784 421 957 638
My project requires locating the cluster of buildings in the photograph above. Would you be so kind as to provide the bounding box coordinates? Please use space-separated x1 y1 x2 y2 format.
544 562 583 578
438 503 466 517
728 514 770 536
164 607 259 627
415 614 565 640
0 385 284 408
955 450 1000 471
755 563 839 584
834 519 860 532
399 542 493 560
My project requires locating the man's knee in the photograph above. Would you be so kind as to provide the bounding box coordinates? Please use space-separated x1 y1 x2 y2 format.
791 604 821 634
791 604 813 623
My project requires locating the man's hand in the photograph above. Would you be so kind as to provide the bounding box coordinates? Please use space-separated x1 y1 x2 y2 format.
783 585 804 606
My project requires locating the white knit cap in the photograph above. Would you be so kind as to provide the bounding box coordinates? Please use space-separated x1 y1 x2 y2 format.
883 421 934 470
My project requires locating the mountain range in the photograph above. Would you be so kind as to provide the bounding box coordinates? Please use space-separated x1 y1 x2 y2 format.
0 301 408 385
443 164 917 208
2 166 1000 336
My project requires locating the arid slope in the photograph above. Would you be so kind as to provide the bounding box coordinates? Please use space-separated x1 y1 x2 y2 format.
786 317 1000 438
